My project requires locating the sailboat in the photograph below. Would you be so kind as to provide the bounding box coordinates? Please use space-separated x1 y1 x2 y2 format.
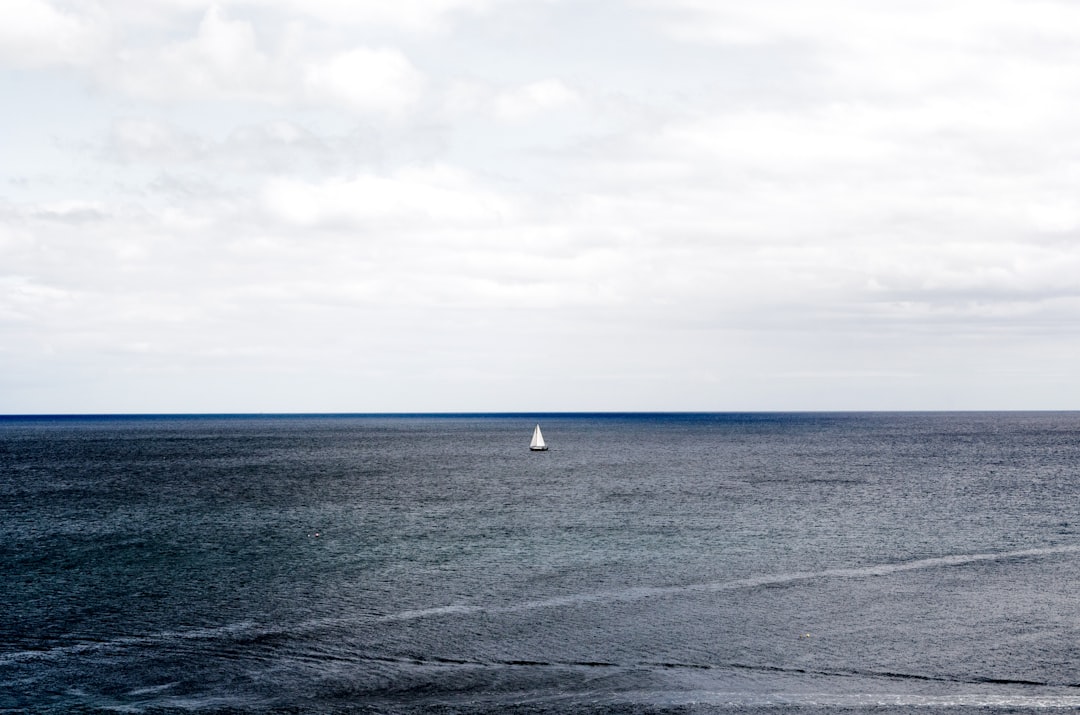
529 424 548 451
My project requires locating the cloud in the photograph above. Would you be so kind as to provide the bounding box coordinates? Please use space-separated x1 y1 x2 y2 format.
250 0 500 32
220 121 337 173
651 0 1080 101
92 6 430 116
440 77 586 128
302 47 426 117
494 79 579 121
95 117 448 179
0 275 78 323
654 0 1080 49
30 200 112 224
262 165 516 227
0 0 106 68
102 117 324 169
104 5 280 102
79 0 502 33
4 2 570 124
104 118 209 164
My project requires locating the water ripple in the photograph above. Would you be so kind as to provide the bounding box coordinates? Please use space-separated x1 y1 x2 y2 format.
378 543 1080 622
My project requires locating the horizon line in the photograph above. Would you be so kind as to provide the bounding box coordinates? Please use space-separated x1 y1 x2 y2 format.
3 409 1079 419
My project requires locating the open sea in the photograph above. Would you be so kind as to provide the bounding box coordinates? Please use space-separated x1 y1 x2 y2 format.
3 412 1080 714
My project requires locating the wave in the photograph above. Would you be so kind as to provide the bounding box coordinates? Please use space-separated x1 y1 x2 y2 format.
0 621 263 665
265 650 1080 690
614 690 1080 709
379 543 1080 622
6 544 1077 670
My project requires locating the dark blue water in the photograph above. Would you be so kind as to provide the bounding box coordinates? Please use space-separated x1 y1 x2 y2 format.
3 412 1080 713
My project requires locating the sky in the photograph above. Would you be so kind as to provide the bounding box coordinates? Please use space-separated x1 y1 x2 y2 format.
3 0 1080 413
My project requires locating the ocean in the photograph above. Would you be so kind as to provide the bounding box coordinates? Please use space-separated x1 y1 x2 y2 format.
3 412 1080 713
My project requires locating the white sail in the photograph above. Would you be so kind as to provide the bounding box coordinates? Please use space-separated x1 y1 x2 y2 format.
530 424 547 451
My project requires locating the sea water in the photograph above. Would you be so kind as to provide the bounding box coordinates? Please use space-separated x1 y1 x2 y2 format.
2 412 1080 713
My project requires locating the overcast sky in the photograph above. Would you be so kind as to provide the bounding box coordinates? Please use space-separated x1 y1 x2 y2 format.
3 0 1080 413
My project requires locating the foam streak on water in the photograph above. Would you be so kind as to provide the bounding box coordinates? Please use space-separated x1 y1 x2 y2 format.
380 544 1080 622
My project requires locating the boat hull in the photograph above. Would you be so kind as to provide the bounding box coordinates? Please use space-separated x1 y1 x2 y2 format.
529 446 548 451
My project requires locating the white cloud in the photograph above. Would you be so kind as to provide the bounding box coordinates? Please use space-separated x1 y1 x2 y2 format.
0 0 106 68
85 0 502 33
91 6 432 117
251 0 500 32
104 5 281 102
104 118 209 164
652 0 1080 102
262 165 515 227
1026 200 1080 234
302 47 426 117
494 79 579 121
440 77 583 126
30 199 112 223
654 0 1080 49
0 275 76 322
220 120 337 172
